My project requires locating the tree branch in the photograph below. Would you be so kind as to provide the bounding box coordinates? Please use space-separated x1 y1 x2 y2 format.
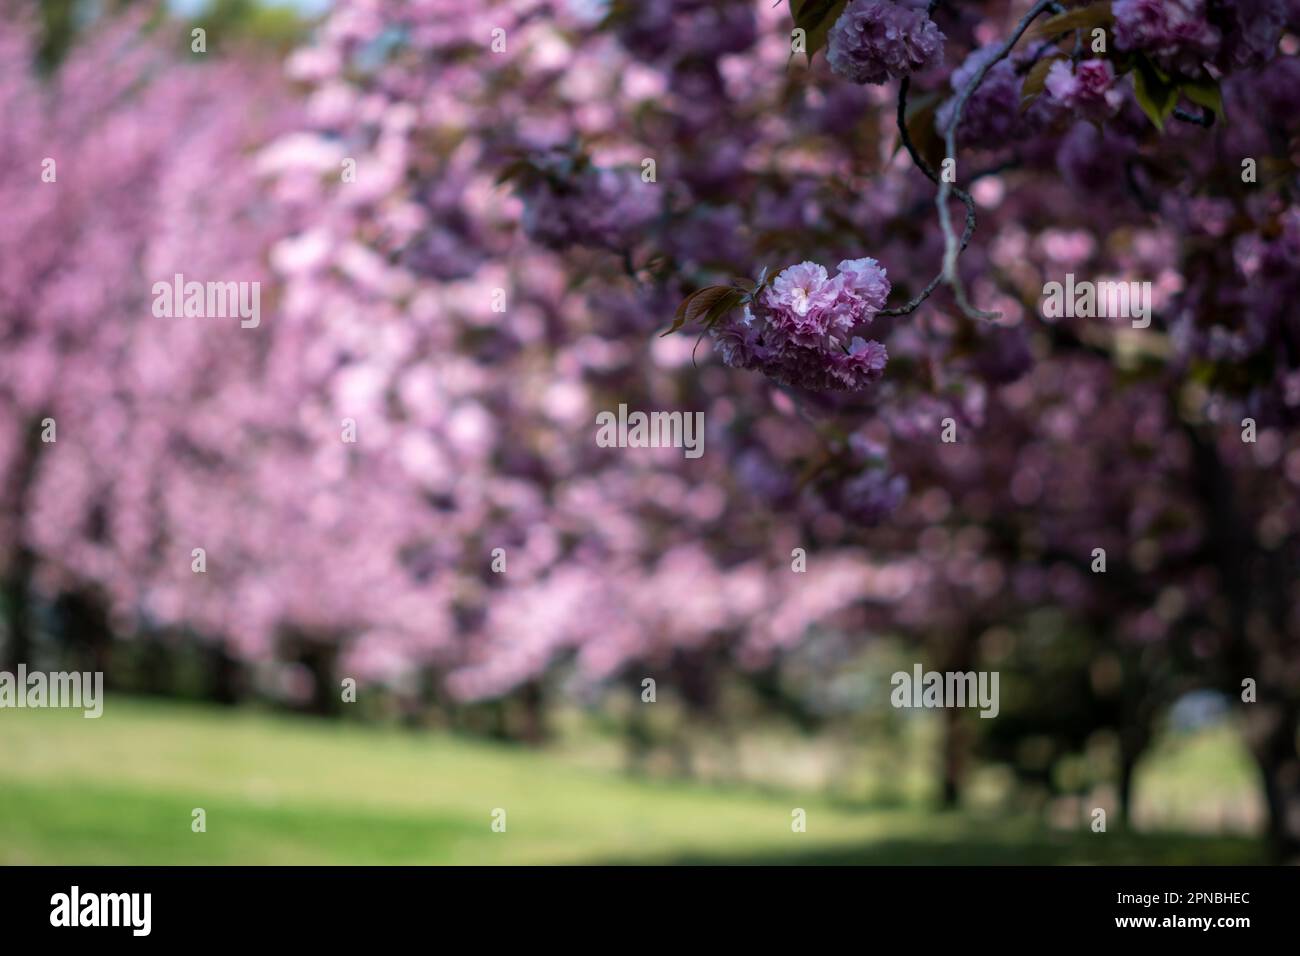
880 76 979 318
935 0 1057 321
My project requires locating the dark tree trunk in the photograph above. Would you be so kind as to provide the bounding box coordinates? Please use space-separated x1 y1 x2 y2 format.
1246 702 1300 864
1 548 35 671
138 638 174 695
1 417 45 672
53 590 113 679
664 649 724 781
940 704 965 809
515 680 547 745
205 642 245 705
937 634 979 810
1186 429 1298 858
1117 748 1139 829
1116 724 1150 829
300 640 340 716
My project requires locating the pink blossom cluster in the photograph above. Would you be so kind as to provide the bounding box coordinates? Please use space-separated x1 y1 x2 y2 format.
826 0 946 85
1045 59 1124 120
712 259 891 391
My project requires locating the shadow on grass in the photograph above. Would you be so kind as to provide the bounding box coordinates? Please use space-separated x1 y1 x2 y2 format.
2 773 1266 865
596 831 1267 866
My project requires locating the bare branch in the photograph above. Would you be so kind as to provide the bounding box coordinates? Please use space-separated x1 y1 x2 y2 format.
880 76 979 317
935 0 1056 321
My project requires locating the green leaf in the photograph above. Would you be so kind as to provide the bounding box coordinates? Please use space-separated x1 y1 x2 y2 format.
1179 76 1225 122
1020 53 1066 113
1023 54 1064 98
1026 2 1115 43
1132 55 1177 132
790 0 848 63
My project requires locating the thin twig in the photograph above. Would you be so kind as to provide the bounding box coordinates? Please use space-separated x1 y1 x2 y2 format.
880 76 980 317
936 0 1057 321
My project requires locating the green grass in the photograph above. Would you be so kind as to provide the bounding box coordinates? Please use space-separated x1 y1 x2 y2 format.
0 696 1266 865
1134 724 1266 833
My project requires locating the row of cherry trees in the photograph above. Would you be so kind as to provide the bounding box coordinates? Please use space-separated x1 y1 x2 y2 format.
2 1 1298 856
1 3 875 714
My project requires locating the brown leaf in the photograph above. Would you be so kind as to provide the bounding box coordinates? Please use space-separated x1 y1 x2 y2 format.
685 286 739 325
662 286 735 337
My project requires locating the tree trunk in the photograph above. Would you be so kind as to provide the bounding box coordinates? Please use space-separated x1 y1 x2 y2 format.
940 704 965 809
1186 429 1297 858
1 417 45 672
206 642 245 705
1246 702 1300 863
53 590 113 680
623 683 654 775
1 548 35 671
937 634 979 810
1117 749 1138 830
301 640 340 716
515 680 547 745
138 638 174 695
1116 724 1149 830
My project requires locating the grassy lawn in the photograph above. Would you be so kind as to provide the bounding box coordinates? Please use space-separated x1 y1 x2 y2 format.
0 696 1266 865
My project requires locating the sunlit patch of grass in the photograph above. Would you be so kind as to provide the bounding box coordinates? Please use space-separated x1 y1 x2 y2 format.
0 696 1266 865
